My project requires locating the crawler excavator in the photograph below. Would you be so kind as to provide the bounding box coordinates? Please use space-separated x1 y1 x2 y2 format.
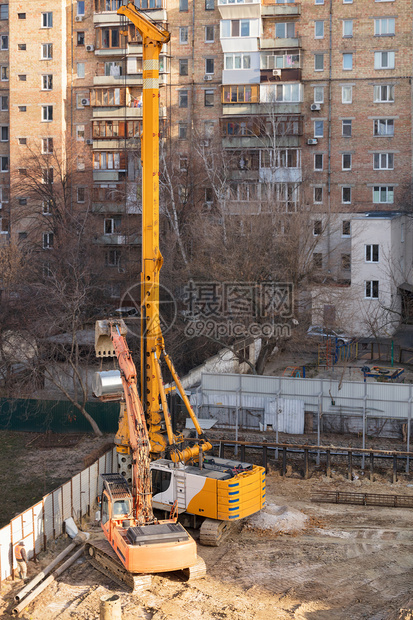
94 3 266 552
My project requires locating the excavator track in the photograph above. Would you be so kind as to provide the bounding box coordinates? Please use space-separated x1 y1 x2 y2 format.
182 557 207 581
199 519 232 547
85 538 152 593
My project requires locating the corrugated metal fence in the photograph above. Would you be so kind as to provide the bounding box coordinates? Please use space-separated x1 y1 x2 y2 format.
0 447 117 585
191 373 413 441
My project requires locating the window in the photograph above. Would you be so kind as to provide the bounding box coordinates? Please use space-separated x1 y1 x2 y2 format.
18 43 26 51
18 168 27 175
42 199 52 215
343 53 353 70
77 31 85 46
342 220 351 236
77 1 85 16
18 138 27 145
261 82 301 102
178 123 188 139
180 0 188 9
179 90 188 108
0 66 7 81
0 126 7 141
342 153 352 170
0 156 8 171
41 44 53 60
1 35 8 50
343 20 353 37
42 168 54 184
179 27 188 44
223 84 258 104
104 61 123 77
342 187 351 203
42 12 53 28
314 120 324 138
365 281 379 299
91 87 124 106
314 86 324 103
179 59 188 76
18 105 26 112
99 28 123 49
204 89 214 106
43 232 54 250
77 187 85 203
373 84 394 102
42 138 53 153
375 18 395 36
314 54 324 71
343 0 352 4
315 0 324 4
93 151 126 170
225 53 251 70
18 198 27 206
313 220 322 236
76 125 85 141
373 185 394 203
106 249 121 267
104 216 122 235
314 186 323 203
374 51 395 69
42 75 53 90
42 106 53 121
77 62 85 78
315 21 324 38
275 22 295 38
341 254 351 270
205 25 214 42
373 152 394 169
0 5 8 20
374 118 394 136
205 58 214 74
18 74 26 81
206 0 214 8
221 19 251 37
205 187 213 203
365 244 379 262
341 118 352 138
342 85 352 103
314 153 323 170
179 155 188 171
18 13 26 20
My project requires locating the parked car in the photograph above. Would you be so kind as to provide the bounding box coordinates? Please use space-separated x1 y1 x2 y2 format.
306 325 353 346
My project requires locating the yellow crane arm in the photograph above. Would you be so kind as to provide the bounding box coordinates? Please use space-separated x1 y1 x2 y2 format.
117 3 170 44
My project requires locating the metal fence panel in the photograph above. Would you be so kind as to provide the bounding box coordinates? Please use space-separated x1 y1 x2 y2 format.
0 523 11 581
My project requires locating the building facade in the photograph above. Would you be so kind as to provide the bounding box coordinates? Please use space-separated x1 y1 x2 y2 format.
0 0 411 328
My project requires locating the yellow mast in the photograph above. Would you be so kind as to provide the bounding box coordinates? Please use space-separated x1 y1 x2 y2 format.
117 4 169 455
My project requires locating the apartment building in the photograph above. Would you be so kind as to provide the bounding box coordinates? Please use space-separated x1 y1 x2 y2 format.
0 0 411 327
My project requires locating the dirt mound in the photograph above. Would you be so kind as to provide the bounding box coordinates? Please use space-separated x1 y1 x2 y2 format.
245 502 309 534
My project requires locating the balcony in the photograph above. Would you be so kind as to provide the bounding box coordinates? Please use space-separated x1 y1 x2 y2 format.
222 102 301 115
93 73 168 87
93 170 123 182
222 135 301 148
93 10 167 25
94 233 141 245
261 37 300 49
261 2 301 17
261 68 301 82
92 202 127 214
92 106 166 118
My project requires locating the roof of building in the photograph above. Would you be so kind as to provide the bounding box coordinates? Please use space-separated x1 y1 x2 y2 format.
353 211 403 220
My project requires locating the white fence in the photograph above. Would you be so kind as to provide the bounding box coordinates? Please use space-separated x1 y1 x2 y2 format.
0 447 117 584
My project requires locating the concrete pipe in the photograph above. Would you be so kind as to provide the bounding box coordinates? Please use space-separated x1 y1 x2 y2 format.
100 594 122 620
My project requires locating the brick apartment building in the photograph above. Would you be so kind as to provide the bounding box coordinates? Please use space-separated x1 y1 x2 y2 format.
0 0 411 330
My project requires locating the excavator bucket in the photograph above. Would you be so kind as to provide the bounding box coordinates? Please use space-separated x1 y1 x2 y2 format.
95 319 128 357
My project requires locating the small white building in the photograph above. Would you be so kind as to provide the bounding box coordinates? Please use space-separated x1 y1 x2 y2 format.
311 211 413 337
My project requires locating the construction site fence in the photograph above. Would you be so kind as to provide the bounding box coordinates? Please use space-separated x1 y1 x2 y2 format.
192 373 413 443
0 398 120 433
0 446 117 585
215 439 413 483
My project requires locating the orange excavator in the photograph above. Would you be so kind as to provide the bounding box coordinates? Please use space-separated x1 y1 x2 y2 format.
87 320 205 590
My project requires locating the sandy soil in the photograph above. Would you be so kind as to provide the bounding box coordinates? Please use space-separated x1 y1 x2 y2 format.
2 471 413 620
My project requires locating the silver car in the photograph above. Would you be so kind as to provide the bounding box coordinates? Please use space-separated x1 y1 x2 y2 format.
306 325 353 346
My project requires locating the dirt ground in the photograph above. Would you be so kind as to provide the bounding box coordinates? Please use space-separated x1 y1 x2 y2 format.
2 469 413 620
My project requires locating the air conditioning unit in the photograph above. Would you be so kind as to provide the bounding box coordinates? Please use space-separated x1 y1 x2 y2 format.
204 75 213 81
86 139 93 145
75 15 84 22
81 98 90 106
86 44 94 52
272 69 282 77
307 138 318 145
311 103 321 111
